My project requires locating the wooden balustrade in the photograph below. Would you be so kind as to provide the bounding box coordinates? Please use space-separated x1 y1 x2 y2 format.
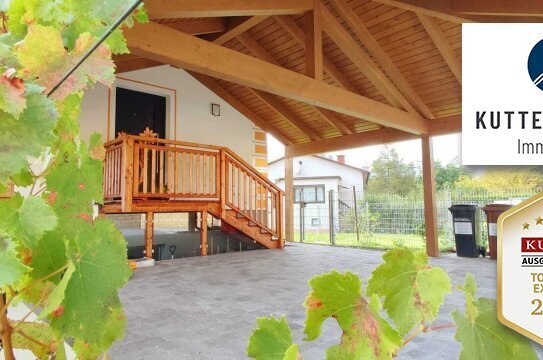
103 135 283 241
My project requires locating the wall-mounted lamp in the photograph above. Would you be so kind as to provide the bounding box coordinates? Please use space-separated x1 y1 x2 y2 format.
211 103 221 117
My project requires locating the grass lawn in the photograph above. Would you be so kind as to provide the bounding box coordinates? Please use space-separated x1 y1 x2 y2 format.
292 231 455 252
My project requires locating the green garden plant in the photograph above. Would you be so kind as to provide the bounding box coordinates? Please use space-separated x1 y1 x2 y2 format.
0 1 147 359
247 248 537 360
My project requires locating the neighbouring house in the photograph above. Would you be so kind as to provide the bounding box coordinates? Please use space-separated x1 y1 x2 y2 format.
268 155 369 234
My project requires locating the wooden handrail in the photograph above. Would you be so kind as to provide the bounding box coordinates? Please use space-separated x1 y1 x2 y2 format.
103 135 284 240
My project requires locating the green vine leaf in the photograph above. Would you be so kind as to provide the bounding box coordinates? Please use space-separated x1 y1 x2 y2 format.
304 271 401 360
0 245 29 287
366 248 451 336
50 218 131 348
39 261 74 319
453 275 537 360
0 71 26 117
247 316 300 360
11 321 67 360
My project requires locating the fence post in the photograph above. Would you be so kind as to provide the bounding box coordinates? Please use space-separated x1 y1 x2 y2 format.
329 189 335 246
353 186 360 242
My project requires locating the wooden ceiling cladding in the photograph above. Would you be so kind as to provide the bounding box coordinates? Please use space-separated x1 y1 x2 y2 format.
119 0 465 145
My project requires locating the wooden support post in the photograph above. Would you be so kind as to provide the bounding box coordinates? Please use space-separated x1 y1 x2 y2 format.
284 157 294 242
201 210 208 256
121 138 135 212
421 136 439 257
145 212 154 258
305 0 323 80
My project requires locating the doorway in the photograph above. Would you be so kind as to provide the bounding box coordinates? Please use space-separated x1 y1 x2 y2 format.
115 87 167 138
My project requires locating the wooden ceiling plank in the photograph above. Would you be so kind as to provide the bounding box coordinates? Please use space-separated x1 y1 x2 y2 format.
417 14 462 86
320 5 419 116
330 0 434 119
274 15 358 93
164 18 226 35
125 22 429 135
237 32 352 135
305 1 324 80
190 72 294 145
212 16 270 45
146 0 314 19
286 114 460 157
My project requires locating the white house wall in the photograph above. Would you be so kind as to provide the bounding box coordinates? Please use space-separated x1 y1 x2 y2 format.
79 65 264 165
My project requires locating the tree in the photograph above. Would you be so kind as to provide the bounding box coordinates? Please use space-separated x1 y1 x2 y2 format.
0 1 147 359
456 167 543 191
367 147 418 196
434 159 464 190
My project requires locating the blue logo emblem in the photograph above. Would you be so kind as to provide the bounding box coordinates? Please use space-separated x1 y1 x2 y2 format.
528 39 543 91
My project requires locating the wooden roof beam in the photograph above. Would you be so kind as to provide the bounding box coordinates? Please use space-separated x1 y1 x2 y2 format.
252 90 321 141
321 5 419 116
164 18 226 35
190 73 294 145
275 15 358 93
114 55 163 73
146 0 314 19
417 14 462 86
305 1 323 80
330 0 434 119
286 115 460 157
237 32 353 135
454 0 543 17
125 22 428 135
211 16 269 45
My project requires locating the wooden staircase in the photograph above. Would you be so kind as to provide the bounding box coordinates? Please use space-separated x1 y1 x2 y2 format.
102 134 284 254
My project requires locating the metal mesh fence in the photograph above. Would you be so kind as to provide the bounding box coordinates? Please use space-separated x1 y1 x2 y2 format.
293 187 542 252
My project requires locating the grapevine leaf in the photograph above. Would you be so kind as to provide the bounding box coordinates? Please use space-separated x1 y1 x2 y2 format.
247 316 299 360
11 321 66 360
0 85 57 184
453 278 537 360
50 218 131 345
366 248 451 335
27 230 67 281
0 71 26 117
19 196 58 242
0 244 29 287
10 167 34 187
6 0 27 39
39 261 74 319
304 271 401 360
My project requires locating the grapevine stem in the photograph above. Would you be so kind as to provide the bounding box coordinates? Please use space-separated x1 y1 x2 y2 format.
13 328 50 351
424 323 456 332
0 294 15 360
0 264 69 315
396 322 456 356
11 301 43 331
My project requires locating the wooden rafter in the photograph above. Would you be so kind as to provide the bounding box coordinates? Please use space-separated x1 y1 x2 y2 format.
145 0 314 19
304 1 323 80
163 18 226 35
417 14 462 85
237 32 352 135
211 16 269 45
454 0 543 17
320 5 418 116
114 55 163 73
286 114 460 157
190 72 294 145
275 15 358 93
330 0 434 119
252 90 320 141
125 22 428 135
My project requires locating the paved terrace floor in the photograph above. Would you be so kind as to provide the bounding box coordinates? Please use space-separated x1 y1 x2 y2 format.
110 243 543 360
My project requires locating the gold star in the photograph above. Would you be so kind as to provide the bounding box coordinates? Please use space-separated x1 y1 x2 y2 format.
536 216 543 225
523 222 531 230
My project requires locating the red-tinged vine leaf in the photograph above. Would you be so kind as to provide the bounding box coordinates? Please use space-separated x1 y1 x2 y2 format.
366 248 451 336
0 70 27 117
11 321 67 360
50 218 131 346
89 132 106 160
53 93 83 145
0 245 29 288
247 316 300 360
304 271 401 360
0 84 57 184
17 25 115 100
452 275 537 360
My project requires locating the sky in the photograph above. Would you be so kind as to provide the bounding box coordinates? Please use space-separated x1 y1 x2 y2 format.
267 133 462 170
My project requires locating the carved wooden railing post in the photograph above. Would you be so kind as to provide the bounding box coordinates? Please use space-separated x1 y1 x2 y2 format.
277 193 284 248
219 149 226 218
121 137 134 212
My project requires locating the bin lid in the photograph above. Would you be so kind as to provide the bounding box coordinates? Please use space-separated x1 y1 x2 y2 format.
482 203 513 212
449 204 481 211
